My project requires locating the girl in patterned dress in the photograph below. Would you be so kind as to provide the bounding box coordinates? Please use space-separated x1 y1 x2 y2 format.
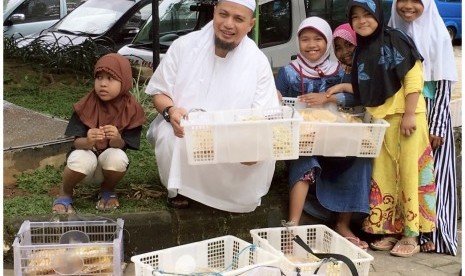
347 0 436 257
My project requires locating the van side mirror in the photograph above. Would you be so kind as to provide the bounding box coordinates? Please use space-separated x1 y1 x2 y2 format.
10 14 25 24
122 27 139 36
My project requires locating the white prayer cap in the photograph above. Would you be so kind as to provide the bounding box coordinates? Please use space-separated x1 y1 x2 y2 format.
221 0 256 12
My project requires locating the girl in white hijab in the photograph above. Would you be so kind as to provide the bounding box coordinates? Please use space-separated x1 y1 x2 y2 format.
389 0 459 256
276 17 372 250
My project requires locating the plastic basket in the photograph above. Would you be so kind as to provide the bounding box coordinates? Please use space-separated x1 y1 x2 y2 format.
131 235 282 276
283 97 389 157
181 106 302 164
450 96 461 127
13 219 124 276
250 225 373 276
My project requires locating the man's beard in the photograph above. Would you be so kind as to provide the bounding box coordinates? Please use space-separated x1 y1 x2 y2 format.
214 35 237 52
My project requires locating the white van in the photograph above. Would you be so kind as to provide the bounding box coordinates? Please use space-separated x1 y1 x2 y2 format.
118 0 350 78
3 0 83 38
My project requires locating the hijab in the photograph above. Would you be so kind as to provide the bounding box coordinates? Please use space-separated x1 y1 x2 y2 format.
290 16 340 79
333 23 357 46
73 53 146 149
348 0 423 107
388 0 457 82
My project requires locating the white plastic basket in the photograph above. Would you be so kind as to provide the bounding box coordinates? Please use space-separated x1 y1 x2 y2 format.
13 219 124 276
283 97 389 157
450 96 461 127
131 235 282 276
181 106 302 164
250 225 373 276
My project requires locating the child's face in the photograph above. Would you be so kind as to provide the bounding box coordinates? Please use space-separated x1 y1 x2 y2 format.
298 28 327 62
94 71 122 101
350 6 378 37
334 37 356 66
396 0 424 22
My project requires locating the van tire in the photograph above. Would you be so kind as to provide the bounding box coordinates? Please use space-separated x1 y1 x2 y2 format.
447 26 456 41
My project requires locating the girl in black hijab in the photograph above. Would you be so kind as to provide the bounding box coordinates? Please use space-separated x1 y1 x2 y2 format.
348 0 436 258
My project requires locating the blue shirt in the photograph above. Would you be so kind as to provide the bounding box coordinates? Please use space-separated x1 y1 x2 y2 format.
276 64 358 107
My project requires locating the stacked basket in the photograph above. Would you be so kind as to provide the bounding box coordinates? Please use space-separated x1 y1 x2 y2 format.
131 225 373 276
131 235 282 275
250 224 374 276
13 219 124 276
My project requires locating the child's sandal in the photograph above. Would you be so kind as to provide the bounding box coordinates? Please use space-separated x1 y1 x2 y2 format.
52 197 75 214
96 191 119 211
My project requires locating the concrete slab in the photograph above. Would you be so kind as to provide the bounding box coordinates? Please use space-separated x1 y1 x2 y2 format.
3 101 71 150
3 101 73 186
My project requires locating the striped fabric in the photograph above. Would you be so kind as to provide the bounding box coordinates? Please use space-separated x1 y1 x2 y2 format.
422 80 458 256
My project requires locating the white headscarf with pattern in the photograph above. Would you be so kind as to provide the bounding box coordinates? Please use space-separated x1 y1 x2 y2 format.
291 16 339 78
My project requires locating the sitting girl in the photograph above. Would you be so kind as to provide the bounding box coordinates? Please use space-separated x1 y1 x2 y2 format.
52 53 146 213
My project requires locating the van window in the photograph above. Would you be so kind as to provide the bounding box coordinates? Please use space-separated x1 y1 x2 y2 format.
124 4 152 30
13 0 61 23
257 0 292 48
304 0 349 29
66 0 84 13
159 0 199 34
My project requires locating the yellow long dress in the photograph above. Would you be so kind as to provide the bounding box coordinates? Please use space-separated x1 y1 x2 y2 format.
362 61 436 236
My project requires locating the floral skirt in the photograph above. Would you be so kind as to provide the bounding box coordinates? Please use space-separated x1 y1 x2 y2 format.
362 113 436 236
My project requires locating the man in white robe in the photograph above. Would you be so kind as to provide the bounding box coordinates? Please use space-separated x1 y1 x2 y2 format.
145 0 280 213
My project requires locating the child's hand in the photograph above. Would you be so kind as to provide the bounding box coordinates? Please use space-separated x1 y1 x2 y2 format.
100 125 121 141
429 134 444 149
400 113 417 136
325 84 342 97
325 83 353 98
87 128 105 144
298 93 328 106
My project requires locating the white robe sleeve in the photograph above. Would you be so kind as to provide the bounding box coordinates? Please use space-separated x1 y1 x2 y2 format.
145 37 184 98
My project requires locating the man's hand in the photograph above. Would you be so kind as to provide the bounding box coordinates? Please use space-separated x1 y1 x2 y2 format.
169 106 188 138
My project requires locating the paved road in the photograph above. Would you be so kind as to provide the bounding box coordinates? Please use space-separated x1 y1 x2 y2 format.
453 45 462 95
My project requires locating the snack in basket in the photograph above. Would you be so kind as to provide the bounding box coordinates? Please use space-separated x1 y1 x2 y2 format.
25 246 113 275
299 109 337 122
25 248 66 275
193 150 214 160
241 115 267 121
191 128 215 161
273 125 293 156
339 112 363 123
285 253 320 264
